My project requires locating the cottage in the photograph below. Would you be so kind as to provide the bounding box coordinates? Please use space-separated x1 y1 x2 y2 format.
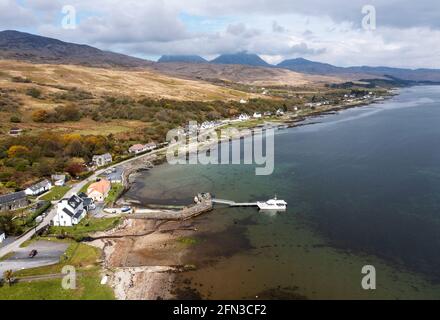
0 230 6 243
52 195 86 227
253 112 262 119
9 128 23 136
276 109 285 116
238 114 250 121
25 179 52 196
92 153 112 167
129 144 148 154
239 99 248 104
0 191 28 212
51 174 66 187
145 142 157 151
87 179 111 202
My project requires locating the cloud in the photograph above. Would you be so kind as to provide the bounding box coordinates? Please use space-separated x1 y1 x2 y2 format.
1 0 440 68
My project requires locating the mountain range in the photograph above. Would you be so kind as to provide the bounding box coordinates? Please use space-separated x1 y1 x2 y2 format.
0 30 152 67
1 30 440 82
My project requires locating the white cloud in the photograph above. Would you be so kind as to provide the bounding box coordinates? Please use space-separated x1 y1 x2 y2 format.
1 0 440 68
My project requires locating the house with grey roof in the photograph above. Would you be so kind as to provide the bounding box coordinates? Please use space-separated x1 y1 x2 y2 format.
92 153 112 167
0 191 28 212
25 179 52 196
52 194 87 227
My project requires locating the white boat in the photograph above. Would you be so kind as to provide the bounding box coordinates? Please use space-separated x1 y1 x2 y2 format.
257 196 287 210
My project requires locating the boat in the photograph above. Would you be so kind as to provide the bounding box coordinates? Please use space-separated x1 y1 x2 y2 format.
257 196 287 210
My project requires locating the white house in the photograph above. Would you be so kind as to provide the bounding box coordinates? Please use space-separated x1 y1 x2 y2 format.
253 112 262 119
276 109 285 116
51 174 66 187
92 153 112 167
239 99 248 104
238 114 250 121
25 179 52 196
129 144 148 154
52 195 87 227
0 230 5 243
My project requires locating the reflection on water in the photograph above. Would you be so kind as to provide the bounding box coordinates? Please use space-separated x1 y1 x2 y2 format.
125 86 440 299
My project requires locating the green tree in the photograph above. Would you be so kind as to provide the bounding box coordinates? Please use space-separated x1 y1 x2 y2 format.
3 270 14 286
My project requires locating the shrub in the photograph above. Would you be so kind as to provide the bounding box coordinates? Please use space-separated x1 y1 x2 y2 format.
9 116 21 123
26 88 42 99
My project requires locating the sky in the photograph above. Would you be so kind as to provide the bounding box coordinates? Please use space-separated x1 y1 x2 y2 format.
1 0 440 68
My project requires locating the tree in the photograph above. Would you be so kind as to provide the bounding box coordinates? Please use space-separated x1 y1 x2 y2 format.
7 145 30 158
66 163 84 177
32 109 49 122
3 270 14 286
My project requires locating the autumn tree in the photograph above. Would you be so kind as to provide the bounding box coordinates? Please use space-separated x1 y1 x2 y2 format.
7 145 30 158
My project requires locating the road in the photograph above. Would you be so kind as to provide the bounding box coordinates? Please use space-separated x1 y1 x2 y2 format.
0 240 69 278
0 146 167 259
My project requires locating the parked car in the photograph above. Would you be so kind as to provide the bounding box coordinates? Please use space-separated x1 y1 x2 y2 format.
29 249 38 258
121 206 132 214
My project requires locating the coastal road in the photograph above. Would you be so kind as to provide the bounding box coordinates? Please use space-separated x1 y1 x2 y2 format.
0 145 169 259
0 241 69 278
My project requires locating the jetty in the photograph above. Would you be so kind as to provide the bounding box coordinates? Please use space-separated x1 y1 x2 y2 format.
211 199 258 207
129 193 213 221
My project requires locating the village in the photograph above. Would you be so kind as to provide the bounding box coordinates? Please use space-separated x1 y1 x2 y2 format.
0 89 386 293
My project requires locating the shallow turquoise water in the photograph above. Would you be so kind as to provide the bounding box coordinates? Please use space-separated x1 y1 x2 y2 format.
126 86 440 299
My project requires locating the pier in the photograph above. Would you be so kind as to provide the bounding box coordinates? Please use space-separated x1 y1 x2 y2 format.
129 193 213 221
211 199 258 207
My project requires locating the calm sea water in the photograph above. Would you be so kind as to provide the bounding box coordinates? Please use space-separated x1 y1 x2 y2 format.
126 86 440 299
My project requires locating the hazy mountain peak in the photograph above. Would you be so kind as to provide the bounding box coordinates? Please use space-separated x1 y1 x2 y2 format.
158 55 207 63
211 52 271 67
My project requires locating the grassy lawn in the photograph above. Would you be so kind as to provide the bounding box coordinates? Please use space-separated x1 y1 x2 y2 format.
40 186 71 201
0 240 114 300
48 217 121 239
105 183 124 205
79 181 92 193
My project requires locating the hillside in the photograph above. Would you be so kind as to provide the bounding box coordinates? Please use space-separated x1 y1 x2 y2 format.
0 60 255 101
0 30 152 68
277 57 440 82
151 62 342 86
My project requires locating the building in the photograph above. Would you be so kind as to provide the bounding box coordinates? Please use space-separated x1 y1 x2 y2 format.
9 128 23 136
0 230 5 243
129 144 148 154
238 114 250 121
51 174 66 187
253 112 262 119
25 179 52 196
239 99 248 104
87 179 111 202
145 142 157 151
0 191 28 212
276 109 285 116
78 192 95 211
52 195 87 227
92 153 112 167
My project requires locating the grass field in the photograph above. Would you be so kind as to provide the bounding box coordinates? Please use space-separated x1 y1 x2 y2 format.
48 217 121 239
105 183 124 205
40 186 71 201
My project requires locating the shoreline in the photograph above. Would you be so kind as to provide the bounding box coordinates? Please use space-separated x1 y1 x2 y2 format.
97 90 396 300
